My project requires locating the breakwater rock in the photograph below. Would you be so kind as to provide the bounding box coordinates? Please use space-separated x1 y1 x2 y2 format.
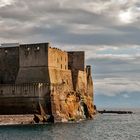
98 110 133 114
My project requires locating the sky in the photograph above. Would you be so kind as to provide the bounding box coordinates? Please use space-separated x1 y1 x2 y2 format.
0 0 140 108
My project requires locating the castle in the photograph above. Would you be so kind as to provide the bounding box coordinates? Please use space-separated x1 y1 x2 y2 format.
0 42 95 122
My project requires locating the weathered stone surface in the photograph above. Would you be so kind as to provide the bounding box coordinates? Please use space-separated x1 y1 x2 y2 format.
51 90 95 122
50 68 95 122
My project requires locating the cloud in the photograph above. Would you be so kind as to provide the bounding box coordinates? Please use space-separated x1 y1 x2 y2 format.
94 78 140 96
0 0 140 45
59 44 140 61
122 94 130 98
0 0 140 106
0 0 15 7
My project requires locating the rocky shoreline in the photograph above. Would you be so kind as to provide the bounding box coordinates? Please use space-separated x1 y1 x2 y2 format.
0 114 96 125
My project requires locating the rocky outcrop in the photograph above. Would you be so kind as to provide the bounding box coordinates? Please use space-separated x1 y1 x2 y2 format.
50 86 95 122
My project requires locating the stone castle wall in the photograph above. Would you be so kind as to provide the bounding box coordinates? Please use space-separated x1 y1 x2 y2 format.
0 47 19 84
68 51 85 71
16 43 69 83
0 83 51 114
48 47 68 70
0 43 95 122
16 43 49 83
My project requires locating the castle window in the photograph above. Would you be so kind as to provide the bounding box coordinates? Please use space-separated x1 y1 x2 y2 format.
34 46 40 52
65 65 66 69
27 47 30 51
36 47 40 51
5 50 8 54
61 56 62 61
25 47 30 56
61 64 62 69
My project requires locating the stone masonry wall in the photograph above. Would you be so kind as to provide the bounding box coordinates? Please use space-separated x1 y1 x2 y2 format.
16 43 68 83
0 47 19 84
0 83 51 114
68 51 85 71
48 47 68 70
16 43 50 83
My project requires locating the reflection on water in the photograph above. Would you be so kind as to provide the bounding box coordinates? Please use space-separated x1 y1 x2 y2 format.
0 110 140 140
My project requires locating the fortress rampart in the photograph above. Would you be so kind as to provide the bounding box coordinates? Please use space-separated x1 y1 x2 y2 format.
0 43 95 122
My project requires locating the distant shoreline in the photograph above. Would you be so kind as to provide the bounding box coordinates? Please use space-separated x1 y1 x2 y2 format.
98 110 133 114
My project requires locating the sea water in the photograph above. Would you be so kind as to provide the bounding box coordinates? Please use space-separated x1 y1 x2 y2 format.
0 109 139 140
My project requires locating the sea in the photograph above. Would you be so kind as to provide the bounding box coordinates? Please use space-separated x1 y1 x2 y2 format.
0 109 139 140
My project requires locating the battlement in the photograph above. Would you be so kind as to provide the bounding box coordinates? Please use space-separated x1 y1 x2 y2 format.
0 42 86 73
0 43 86 84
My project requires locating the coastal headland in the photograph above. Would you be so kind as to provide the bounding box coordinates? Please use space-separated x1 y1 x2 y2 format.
0 42 95 124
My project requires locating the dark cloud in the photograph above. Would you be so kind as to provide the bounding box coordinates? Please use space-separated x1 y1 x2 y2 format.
0 0 140 107
0 0 140 45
